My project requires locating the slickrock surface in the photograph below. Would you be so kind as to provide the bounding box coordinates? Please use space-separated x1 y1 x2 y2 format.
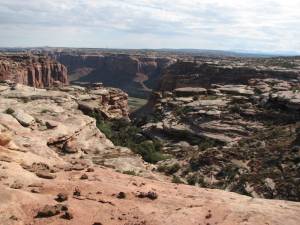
0 81 149 175
0 55 68 88
138 61 300 201
0 136 300 225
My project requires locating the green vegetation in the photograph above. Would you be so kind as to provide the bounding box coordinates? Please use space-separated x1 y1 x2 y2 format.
134 140 166 163
135 111 163 125
198 138 219 151
91 112 166 164
186 174 205 186
128 97 147 112
230 103 241 114
186 174 198 185
171 175 184 184
174 106 193 116
122 170 137 176
158 163 180 175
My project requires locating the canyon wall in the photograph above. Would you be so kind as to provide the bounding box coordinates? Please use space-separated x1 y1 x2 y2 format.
158 61 300 91
52 53 175 98
0 55 68 88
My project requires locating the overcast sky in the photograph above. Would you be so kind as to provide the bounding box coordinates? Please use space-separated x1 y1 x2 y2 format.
0 0 299 53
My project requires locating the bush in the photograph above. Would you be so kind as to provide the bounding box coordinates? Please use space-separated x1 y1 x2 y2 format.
198 138 219 150
174 106 192 116
186 174 198 185
158 163 181 175
172 175 184 184
96 120 113 139
91 112 165 164
122 170 137 176
134 141 166 164
231 103 241 114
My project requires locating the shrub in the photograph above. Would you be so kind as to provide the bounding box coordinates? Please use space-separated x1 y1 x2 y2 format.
186 174 198 185
91 112 165 164
198 138 219 150
158 163 181 175
96 120 113 139
172 175 184 184
174 106 192 116
122 170 137 176
134 141 166 164
5 108 15 114
231 103 241 114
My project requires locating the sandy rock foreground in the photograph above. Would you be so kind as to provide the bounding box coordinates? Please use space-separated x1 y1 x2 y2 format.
0 82 299 225
0 134 299 225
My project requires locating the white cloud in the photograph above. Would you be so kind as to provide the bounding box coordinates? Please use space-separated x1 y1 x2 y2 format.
0 0 299 52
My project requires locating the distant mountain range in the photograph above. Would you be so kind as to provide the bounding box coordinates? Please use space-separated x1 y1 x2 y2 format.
0 47 299 58
157 48 300 57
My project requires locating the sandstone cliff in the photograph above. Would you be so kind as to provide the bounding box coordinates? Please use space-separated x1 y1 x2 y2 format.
0 55 68 88
52 53 175 98
158 61 300 91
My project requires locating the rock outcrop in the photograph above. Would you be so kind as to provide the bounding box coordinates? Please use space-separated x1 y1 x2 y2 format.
137 60 300 201
0 54 68 88
0 81 146 174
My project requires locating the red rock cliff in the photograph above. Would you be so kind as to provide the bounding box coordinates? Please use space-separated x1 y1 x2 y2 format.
0 55 68 88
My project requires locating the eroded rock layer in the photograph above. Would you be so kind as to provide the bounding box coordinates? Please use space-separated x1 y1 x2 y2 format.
0 81 146 173
158 61 300 91
138 61 300 201
0 55 68 88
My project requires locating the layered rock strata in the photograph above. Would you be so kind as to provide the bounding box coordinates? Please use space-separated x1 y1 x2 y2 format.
0 81 147 174
0 55 68 88
138 61 300 201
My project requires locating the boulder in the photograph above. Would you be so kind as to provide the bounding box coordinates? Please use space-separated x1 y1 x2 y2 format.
0 133 11 146
12 110 35 127
63 139 79 154
272 91 300 110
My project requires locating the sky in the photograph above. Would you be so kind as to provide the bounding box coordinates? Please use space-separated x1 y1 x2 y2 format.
0 0 300 53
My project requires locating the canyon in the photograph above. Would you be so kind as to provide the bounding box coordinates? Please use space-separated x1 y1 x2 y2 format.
51 51 176 98
0 50 300 224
